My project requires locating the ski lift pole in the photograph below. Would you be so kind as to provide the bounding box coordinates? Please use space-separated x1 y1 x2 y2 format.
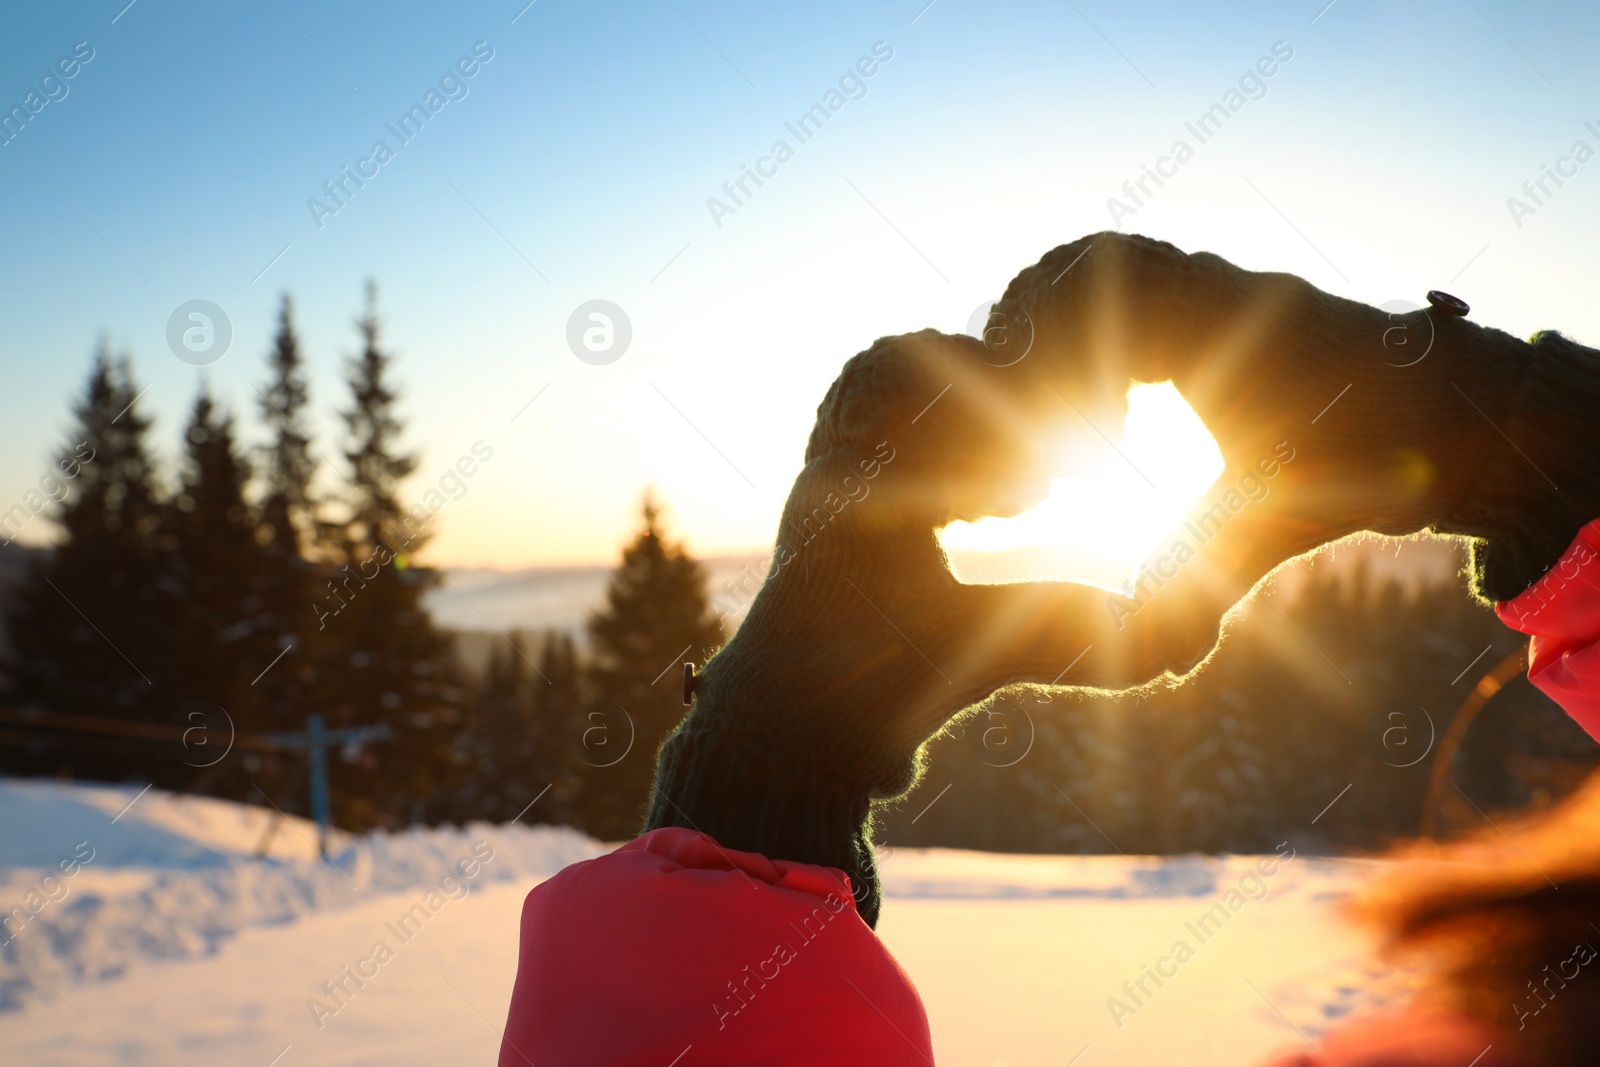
268 716 394 860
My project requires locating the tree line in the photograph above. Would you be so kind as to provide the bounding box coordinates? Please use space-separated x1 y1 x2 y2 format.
0 287 724 841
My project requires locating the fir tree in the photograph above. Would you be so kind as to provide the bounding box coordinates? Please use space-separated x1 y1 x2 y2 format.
315 282 463 828
342 281 416 552
576 494 724 840
446 631 535 822
258 295 317 554
434 628 585 826
165 387 277 797
2 350 169 782
254 294 323 796
531 629 585 825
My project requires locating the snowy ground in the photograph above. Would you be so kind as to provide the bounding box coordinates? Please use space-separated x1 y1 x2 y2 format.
0 780 1409 1066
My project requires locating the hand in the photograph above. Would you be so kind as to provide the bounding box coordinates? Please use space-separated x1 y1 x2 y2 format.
987 231 1554 609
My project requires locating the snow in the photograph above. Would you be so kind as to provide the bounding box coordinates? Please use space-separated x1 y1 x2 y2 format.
0 779 1411 1065
0 779 603 1011
878 854 1409 1066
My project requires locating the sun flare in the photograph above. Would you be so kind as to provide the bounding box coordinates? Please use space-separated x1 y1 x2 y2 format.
938 383 1224 591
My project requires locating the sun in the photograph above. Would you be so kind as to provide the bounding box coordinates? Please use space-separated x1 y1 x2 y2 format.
937 382 1224 591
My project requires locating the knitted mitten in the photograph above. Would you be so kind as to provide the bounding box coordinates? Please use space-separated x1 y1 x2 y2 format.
646 329 1229 926
990 232 1600 608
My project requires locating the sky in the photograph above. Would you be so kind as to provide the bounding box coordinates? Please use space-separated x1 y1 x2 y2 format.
2 0 1598 575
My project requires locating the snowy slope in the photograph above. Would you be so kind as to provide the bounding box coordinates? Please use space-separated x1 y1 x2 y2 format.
0 779 604 1011
0 779 1411 1065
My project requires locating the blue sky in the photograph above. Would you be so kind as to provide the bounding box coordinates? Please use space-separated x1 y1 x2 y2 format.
2 0 1597 568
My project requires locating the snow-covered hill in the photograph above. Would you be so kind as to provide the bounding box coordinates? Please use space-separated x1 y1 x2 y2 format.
0 778 603 1012
0 778 1410 1065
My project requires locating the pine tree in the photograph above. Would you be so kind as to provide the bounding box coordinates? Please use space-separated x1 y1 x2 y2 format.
531 629 585 826
315 282 464 829
342 281 416 552
2 350 170 782
253 295 323 806
448 632 534 822
258 295 317 555
575 494 724 840
165 387 278 798
434 628 586 827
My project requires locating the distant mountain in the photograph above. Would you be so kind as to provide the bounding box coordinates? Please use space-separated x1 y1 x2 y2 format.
424 553 772 640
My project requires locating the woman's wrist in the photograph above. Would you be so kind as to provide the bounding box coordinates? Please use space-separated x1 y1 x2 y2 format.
645 703 884 923
1434 326 1600 600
